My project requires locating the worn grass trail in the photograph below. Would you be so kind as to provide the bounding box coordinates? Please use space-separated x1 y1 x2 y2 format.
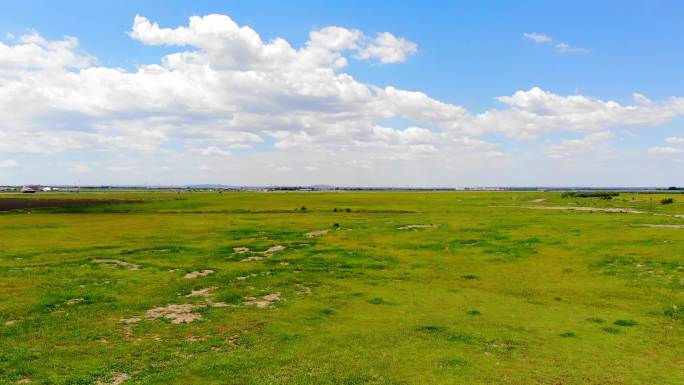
0 192 682 384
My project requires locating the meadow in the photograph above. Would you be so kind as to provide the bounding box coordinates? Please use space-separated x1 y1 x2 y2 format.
0 191 682 385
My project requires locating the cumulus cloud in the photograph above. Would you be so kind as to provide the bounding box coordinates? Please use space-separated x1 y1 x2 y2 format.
356 32 417 63
0 14 683 185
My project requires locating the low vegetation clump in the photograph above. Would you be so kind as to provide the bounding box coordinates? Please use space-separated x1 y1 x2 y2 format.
561 191 620 199
0 191 681 384
660 198 674 204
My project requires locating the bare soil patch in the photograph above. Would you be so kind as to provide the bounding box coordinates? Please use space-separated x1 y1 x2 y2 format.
233 247 250 253
521 205 645 214
0 198 141 212
92 259 140 270
305 230 329 238
398 224 440 230
184 270 214 279
97 373 130 385
241 245 285 261
243 292 281 308
185 287 216 297
632 224 684 229
144 303 204 324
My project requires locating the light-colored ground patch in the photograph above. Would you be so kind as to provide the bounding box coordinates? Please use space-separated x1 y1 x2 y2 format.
91 259 140 270
632 224 684 229
145 304 204 324
243 292 281 308
233 247 250 253
66 298 84 305
119 317 141 324
531 198 546 202
305 229 329 238
97 373 130 385
17 378 31 384
398 224 440 230
5 320 17 326
264 245 285 255
241 245 285 261
185 287 216 297
184 269 214 279
522 205 645 214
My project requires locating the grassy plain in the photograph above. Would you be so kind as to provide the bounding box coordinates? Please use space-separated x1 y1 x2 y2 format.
0 191 682 384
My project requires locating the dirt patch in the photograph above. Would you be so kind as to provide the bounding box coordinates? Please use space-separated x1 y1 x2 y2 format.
305 230 329 238
264 245 285 255
0 198 141 212
66 298 84 305
632 224 684 229
241 245 285 262
185 287 216 297
97 373 130 385
521 205 645 214
120 317 141 324
184 270 214 279
398 224 440 230
5 320 17 326
92 259 140 270
17 378 31 384
145 304 204 324
243 292 281 308
531 198 546 202
233 247 250 253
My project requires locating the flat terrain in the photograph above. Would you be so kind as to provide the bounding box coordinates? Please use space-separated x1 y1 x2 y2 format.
0 191 682 385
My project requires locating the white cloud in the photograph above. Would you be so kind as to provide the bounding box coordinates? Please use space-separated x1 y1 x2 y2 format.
0 159 18 168
356 32 417 63
0 14 683 185
523 32 553 43
665 137 684 145
523 33 590 54
555 42 591 54
648 146 683 155
543 131 615 159
0 31 93 70
69 163 91 173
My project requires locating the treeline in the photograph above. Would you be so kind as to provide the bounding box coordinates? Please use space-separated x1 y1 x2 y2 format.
561 191 620 199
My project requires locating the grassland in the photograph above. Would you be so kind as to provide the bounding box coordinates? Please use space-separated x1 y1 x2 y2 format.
0 191 682 385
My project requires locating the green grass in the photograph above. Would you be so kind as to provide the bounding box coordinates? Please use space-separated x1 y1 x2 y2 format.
0 191 683 384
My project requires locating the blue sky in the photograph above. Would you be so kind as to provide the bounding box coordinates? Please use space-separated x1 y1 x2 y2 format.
0 1 683 186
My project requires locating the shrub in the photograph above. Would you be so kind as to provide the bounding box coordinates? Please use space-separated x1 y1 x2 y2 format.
560 332 576 338
466 310 481 316
562 191 619 199
613 319 638 327
660 198 674 204
602 327 621 334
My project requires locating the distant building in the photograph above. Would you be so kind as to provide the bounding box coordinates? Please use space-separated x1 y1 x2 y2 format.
21 185 39 193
